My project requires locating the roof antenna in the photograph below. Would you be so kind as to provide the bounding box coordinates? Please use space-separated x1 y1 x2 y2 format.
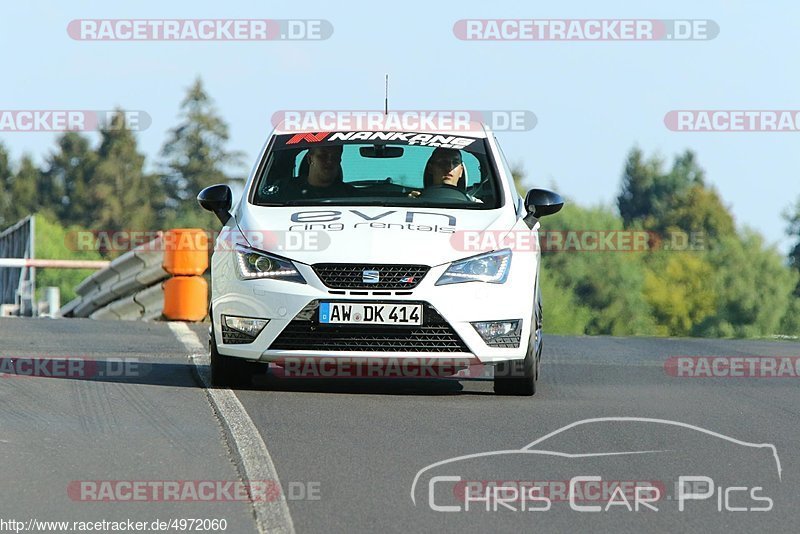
384 74 389 115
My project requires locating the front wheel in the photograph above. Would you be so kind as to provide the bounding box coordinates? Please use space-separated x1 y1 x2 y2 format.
494 317 541 396
210 332 254 388
493 342 537 396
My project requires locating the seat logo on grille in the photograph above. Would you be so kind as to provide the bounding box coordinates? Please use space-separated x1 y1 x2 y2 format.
362 269 380 284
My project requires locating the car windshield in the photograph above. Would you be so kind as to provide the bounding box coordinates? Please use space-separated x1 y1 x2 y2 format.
251 132 502 209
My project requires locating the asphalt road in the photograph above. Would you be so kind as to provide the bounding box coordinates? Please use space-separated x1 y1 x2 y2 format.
1 317 799 533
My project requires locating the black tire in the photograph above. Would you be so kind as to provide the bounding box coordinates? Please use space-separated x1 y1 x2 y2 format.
493 338 536 396
535 299 543 381
494 302 541 396
209 332 253 388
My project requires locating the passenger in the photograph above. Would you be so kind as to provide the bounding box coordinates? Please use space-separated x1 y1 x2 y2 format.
270 145 355 200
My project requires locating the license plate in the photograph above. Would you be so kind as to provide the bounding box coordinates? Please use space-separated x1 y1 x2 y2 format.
319 302 422 325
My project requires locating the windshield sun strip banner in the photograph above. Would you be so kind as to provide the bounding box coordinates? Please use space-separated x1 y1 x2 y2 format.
276 131 482 151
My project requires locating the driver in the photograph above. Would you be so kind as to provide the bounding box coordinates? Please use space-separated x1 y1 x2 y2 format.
306 145 347 190
410 148 480 201
425 147 465 188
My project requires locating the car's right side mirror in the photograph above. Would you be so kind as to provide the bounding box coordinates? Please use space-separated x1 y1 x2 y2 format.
198 184 233 225
524 188 564 218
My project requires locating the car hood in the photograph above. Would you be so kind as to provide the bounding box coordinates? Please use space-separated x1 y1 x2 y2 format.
235 205 517 265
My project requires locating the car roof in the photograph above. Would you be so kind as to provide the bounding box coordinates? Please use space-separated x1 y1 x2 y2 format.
271 120 493 139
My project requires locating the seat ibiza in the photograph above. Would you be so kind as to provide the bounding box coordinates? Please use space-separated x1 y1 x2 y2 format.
198 123 563 395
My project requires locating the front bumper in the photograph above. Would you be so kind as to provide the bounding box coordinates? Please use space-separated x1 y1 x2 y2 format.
211 257 535 364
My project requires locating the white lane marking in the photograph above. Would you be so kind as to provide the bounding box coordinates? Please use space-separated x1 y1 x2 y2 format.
169 322 295 534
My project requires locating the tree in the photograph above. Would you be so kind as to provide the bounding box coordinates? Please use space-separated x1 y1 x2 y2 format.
669 150 706 186
661 184 735 241
617 148 667 229
0 149 47 227
88 111 164 247
514 161 658 335
540 203 657 336
787 197 800 285
4 156 41 222
34 214 104 303
780 297 800 335
617 148 734 242
43 132 97 227
160 77 243 227
644 253 717 336
0 143 13 228
786 198 800 319
694 231 797 337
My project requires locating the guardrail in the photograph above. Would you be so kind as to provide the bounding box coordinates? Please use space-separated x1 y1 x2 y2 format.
60 229 209 321
0 215 35 316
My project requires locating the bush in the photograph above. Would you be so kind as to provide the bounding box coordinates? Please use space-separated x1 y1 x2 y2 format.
34 214 103 303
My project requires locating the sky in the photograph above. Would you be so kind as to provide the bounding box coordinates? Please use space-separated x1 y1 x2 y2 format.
1 1 798 253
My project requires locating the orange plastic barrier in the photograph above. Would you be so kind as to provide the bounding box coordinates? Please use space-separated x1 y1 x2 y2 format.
163 276 208 321
162 228 209 276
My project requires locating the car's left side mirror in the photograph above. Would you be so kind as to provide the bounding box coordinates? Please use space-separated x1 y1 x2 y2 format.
524 188 564 218
198 184 233 225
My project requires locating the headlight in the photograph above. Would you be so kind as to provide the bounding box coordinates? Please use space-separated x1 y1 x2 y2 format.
436 249 512 285
234 244 306 283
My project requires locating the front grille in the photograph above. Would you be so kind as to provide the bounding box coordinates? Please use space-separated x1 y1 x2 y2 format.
485 333 521 348
269 301 468 352
312 263 429 289
222 324 255 344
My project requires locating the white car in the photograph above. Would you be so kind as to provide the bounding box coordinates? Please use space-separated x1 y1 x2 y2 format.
198 123 563 395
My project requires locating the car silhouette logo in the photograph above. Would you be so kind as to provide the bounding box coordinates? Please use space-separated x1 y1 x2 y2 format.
410 417 783 507
362 270 380 284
